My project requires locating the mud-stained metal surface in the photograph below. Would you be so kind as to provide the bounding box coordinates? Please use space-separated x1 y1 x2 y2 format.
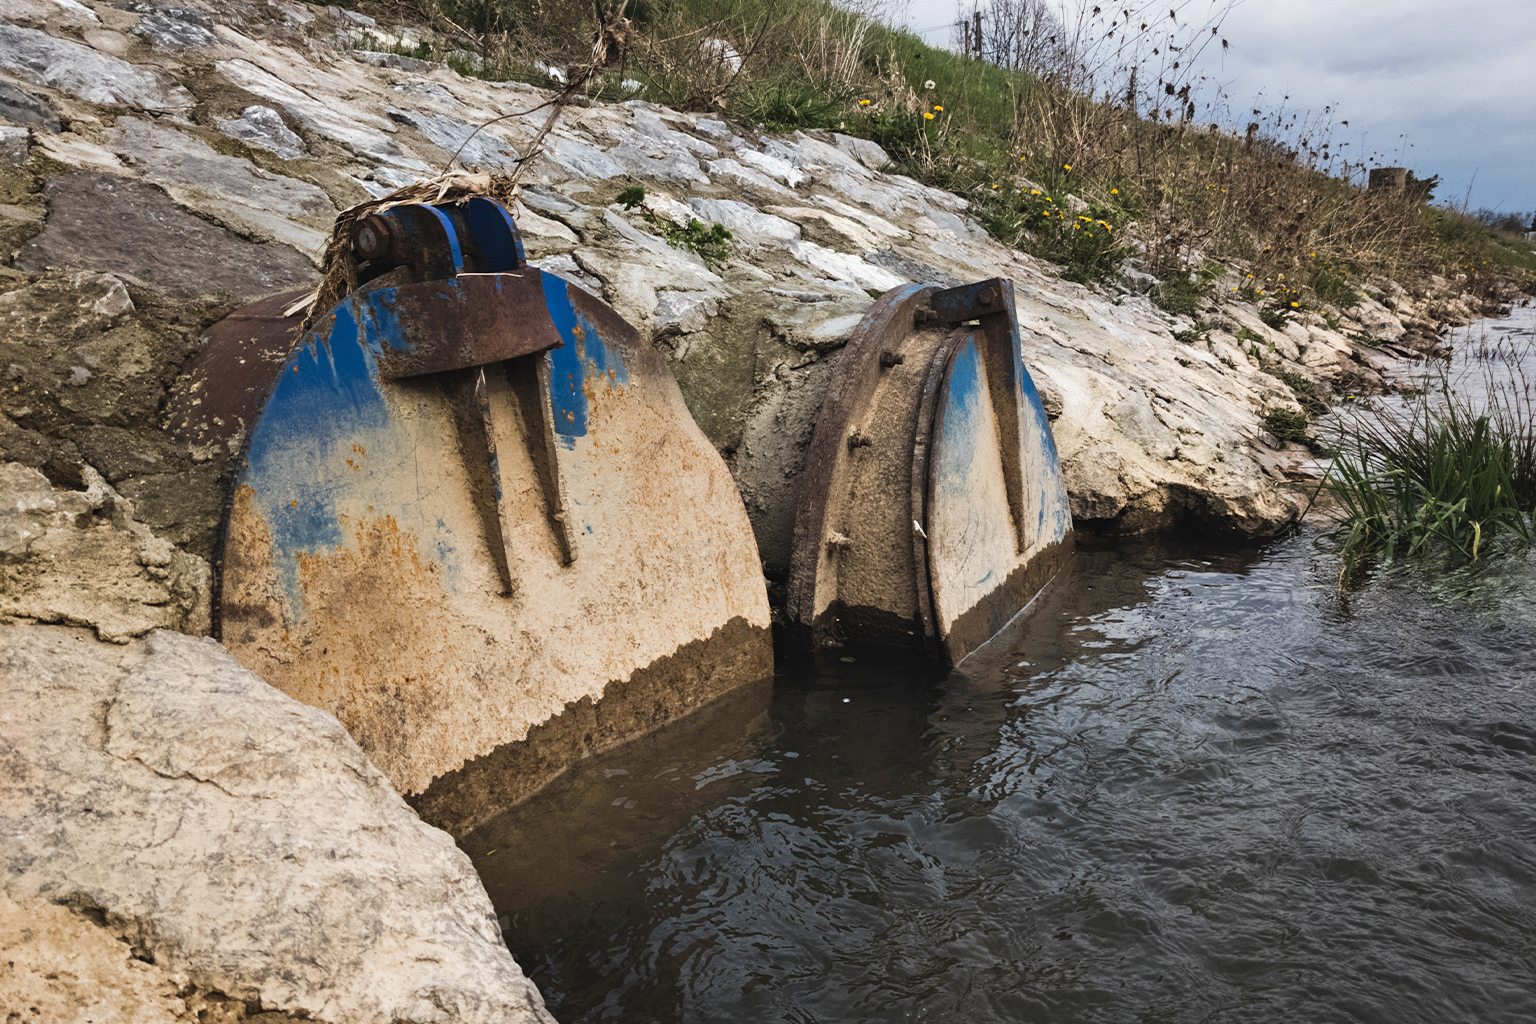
164 287 310 457
787 278 1072 665
197 200 772 804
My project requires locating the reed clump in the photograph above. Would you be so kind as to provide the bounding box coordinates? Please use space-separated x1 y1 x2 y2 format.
1320 356 1536 584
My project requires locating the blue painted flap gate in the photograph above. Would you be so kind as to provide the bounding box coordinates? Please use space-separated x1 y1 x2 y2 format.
168 198 771 821
786 278 1073 664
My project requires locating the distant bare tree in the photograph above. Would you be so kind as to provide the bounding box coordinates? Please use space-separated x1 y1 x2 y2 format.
961 0 1072 80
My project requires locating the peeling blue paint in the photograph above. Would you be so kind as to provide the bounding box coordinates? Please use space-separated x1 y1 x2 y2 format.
240 293 471 624
244 302 379 619
542 274 589 449
935 340 984 494
1017 359 1072 543
540 271 631 450
360 285 406 352
231 204 656 630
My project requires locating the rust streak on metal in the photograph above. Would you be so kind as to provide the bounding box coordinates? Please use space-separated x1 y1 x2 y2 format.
164 288 310 453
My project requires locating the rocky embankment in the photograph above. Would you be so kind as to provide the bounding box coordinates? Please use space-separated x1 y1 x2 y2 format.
0 0 1491 1018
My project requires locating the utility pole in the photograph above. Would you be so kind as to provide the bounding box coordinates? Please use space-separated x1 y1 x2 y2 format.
974 8 983 59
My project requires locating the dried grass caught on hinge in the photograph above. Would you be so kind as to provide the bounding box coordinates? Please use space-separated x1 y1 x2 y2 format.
294 3 636 333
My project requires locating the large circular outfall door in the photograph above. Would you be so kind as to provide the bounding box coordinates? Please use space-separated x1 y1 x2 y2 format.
166 198 771 833
786 277 1073 664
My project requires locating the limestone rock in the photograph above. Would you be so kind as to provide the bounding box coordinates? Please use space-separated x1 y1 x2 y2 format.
609 128 710 185
352 49 437 72
0 463 211 642
0 79 58 131
133 8 220 50
214 58 426 170
736 147 807 188
0 270 200 453
105 117 335 255
655 290 718 334
0 626 556 1024
216 105 306 161
833 133 890 171
388 107 519 169
0 123 26 165
0 0 97 31
0 25 194 113
767 204 882 253
687 198 800 242
16 172 317 301
0 890 202 1024
786 239 907 292
539 135 626 180
705 157 793 195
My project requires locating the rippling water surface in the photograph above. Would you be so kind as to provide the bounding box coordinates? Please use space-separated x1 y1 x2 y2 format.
470 526 1536 1024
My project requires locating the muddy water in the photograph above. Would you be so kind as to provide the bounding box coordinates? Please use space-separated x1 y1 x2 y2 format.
468 526 1536 1023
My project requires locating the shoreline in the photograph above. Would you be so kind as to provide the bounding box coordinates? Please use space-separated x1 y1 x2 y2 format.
1 1 1529 1020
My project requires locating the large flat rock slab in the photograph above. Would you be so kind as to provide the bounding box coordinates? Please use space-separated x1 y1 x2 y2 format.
0 626 555 1024
15 171 317 301
104 117 334 255
0 24 194 113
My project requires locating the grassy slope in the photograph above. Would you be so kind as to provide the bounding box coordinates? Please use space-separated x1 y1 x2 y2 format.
355 0 1535 308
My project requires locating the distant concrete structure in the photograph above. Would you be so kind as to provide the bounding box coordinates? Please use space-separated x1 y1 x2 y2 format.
1369 166 1407 190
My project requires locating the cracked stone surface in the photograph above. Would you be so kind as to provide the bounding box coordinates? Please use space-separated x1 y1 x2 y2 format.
216 104 307 160
0 24 193 112
0 462 210 642
0 626 556 1024
105 117 335 255
16 172 317 300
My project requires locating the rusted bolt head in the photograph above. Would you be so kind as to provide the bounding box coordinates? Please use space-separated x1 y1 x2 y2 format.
978 285 999 305
351 215 395 262
914 307 939 325
880 350 906 368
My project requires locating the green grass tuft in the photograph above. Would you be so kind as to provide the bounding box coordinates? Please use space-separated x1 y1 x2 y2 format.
665 218 733 263
1319 367 1536 585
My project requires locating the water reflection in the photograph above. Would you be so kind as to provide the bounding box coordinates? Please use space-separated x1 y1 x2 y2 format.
469 530 1536 1024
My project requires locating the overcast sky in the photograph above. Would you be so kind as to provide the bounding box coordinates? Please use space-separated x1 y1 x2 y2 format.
894 0 1536 213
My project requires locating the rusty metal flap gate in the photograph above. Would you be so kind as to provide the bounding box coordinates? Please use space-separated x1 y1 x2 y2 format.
786 277 1073 665
168 198 771 815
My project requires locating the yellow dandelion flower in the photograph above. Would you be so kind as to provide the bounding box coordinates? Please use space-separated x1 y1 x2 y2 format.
923 112 935 120
991 184 998 189
1290 302 1299 308
1064 163 1072 170
1111 188 1119 194
934 105 944 112
1030 189 1041 194
859 99 871 106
